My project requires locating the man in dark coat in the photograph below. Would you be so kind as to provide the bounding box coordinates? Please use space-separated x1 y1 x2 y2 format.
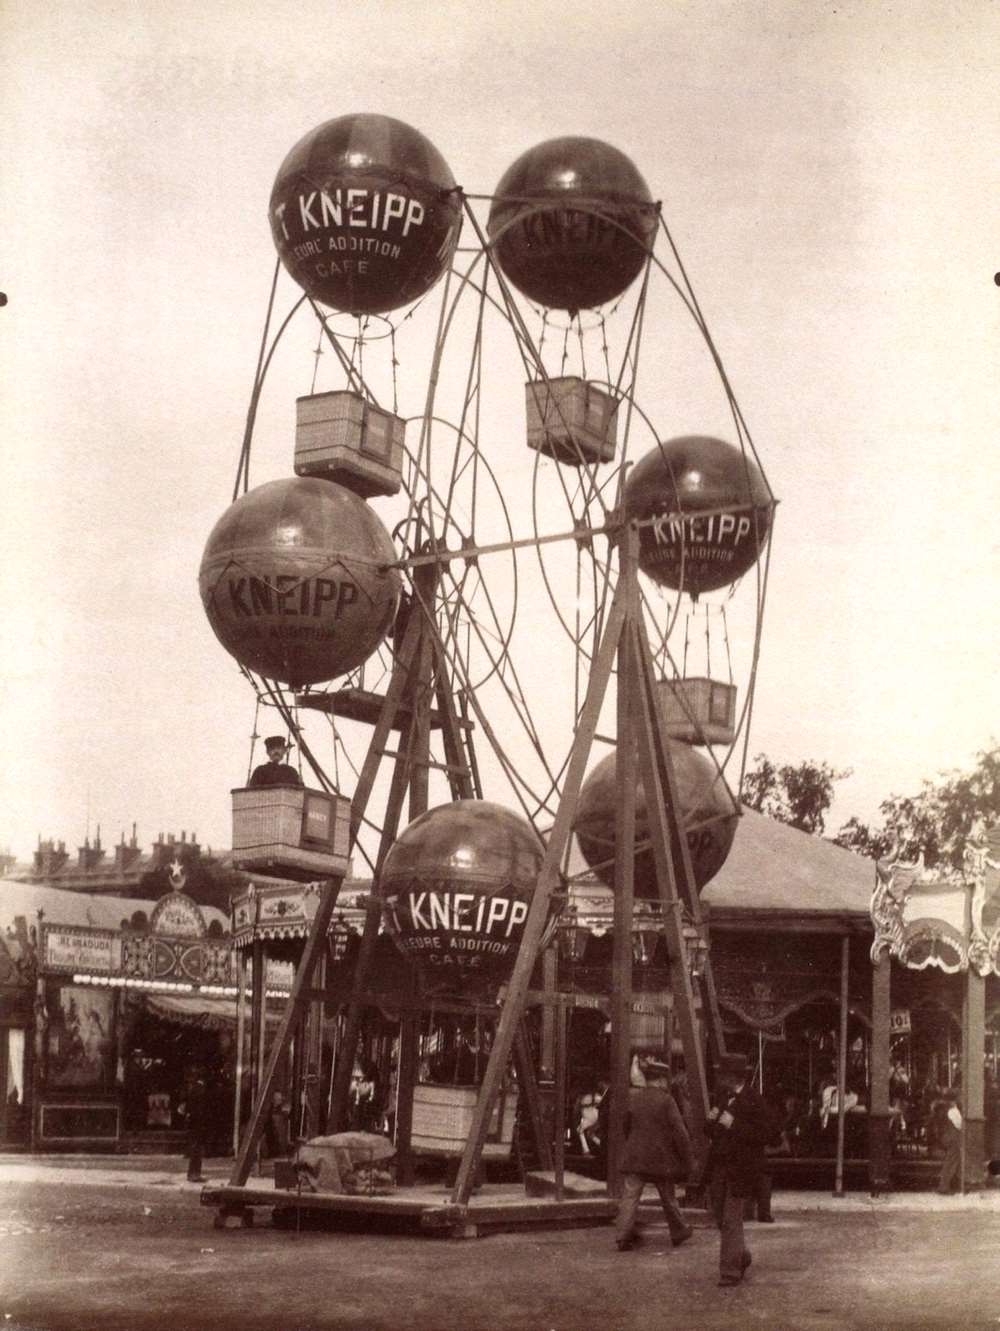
249 736 302 788
706 1051 778 1286
181 1066 208 1183
615 1059 695 1251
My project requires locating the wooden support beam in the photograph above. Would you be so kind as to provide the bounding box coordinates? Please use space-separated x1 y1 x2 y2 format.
629 633 710 1146
608 547 638 1197
553 1002 567 1198
449 573 630 1205
834 934 849 1197
296 685 475 733
228 874 345 1188
962 966 986 1191
634 609 728 1075
514 1021 553 1174
232 948 247 1157
868 948 892 1196
327 594 431 1131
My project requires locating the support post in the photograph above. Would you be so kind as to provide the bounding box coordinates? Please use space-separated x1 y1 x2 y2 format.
395 993 419 1187
833 934 849 1196
553 1000 567 1198
540 945 557 1081
228 874 345 1188
233 947 247 1156
514 1020 553 1173
251 940 266 1112
962 966 986 1191
449 572 629 1204
608 559 638 1198
868 947 892 1196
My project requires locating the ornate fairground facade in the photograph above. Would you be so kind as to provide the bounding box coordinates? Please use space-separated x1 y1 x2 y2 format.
868 824 1000 1190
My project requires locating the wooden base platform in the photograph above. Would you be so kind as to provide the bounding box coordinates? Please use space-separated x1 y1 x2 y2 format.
201 1173 616 1240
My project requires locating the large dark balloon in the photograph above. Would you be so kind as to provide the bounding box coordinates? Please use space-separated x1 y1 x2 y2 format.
488 137 657 312
199 478 401 687
624 436 773 596
573 740 739 898
269 114 462 315
379 801 547 989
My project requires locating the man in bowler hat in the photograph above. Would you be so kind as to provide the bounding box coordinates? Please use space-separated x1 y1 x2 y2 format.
249 736 303 788
705 1051 778 1286
615 1059 695 1251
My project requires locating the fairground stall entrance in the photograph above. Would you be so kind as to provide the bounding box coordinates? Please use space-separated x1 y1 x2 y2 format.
0 880 237 1153
869 824 1000 1192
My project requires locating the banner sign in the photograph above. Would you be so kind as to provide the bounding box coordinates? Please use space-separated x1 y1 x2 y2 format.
42 927 121 976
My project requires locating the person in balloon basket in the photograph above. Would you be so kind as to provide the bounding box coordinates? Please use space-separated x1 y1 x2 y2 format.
614 1059 695 1252
705 1052 780 1287
249 736 302 788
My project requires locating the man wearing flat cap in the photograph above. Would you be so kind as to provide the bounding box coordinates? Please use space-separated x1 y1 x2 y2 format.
249 736 303 789
614 1058 695 1252
705 1051 779 1286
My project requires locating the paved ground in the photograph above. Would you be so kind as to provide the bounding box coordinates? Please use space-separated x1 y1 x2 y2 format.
3 1156 1000 1331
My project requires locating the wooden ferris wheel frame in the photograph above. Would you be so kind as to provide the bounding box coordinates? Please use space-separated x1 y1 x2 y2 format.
224 520 729 1207
219 193 753 1213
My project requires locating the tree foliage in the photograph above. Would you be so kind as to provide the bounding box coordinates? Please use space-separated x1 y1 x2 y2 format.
832 744 1000 870
741 754 851 835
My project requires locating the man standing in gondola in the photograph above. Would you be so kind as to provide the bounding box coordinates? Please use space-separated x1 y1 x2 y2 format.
249 736 303 788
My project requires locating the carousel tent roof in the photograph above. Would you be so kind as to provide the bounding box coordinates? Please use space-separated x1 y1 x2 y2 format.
702 807 876 917
0 879 230 935
567 806 876 923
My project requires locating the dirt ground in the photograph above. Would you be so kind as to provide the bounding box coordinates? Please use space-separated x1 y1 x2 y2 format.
3 1158 1000 1331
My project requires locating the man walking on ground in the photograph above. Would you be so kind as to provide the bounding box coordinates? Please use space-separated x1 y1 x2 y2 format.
705 1052 778 1286
615 1059 695 1251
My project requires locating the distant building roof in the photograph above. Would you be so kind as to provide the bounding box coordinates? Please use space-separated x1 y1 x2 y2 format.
8 832 238 912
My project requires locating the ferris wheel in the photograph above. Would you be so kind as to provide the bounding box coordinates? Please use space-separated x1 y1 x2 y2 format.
197 113 777 1207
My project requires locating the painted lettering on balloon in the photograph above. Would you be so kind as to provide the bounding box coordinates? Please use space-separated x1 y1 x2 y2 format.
383 889 528 940
648 512 753 549
513 206 637 253
315 259 369 279
226 575 360 619
284 189 426 240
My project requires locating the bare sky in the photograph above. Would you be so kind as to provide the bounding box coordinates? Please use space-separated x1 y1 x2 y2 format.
2 0 998 864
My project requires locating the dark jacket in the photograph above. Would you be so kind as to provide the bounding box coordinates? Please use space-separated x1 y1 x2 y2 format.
620 1084 695 1180
706 1082 779 1198
249 762 303 788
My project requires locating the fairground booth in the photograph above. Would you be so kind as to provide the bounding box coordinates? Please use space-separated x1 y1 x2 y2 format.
0 879 237 1153
257 808 998 1194
562 811 1000 1190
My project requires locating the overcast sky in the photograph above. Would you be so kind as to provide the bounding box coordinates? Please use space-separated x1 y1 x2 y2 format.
2 0 998 867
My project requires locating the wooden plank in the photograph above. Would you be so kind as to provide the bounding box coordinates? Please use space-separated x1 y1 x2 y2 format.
296 686 474 733
204 1185 433 1217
